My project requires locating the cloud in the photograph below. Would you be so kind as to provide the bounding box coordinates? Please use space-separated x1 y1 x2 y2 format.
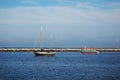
0 2 120 25
0 1 119 47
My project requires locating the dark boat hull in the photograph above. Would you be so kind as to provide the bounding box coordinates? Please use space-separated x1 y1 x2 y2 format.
81 52 98 54
34 52 55 56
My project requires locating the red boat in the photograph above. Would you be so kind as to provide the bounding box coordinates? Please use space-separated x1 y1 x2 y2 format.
81 48 99 54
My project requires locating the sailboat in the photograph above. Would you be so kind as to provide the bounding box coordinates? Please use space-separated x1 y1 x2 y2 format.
34 27 55 56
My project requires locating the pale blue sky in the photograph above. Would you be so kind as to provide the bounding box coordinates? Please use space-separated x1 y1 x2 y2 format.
0 0 120 47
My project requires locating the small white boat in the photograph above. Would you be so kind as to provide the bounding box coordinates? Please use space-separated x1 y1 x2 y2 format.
34 27 55 56
34 52 55 56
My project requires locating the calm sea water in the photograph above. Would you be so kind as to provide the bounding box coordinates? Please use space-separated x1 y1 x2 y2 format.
0 52 120 80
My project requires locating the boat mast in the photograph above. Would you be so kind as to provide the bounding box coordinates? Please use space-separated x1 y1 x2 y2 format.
50 35 52 50
40 26 42 49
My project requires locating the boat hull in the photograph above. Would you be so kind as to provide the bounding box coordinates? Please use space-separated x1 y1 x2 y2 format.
34 52 55 56
81 52 98 54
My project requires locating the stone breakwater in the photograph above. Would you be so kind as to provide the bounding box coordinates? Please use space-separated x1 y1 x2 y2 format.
0 48 120 52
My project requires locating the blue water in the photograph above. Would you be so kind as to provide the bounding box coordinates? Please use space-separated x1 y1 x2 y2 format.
0 52 120 80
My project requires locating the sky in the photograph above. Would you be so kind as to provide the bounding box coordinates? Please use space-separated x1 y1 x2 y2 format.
0 0 120 48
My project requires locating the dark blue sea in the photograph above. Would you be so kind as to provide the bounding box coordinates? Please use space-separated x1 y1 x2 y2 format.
0 52 120 80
